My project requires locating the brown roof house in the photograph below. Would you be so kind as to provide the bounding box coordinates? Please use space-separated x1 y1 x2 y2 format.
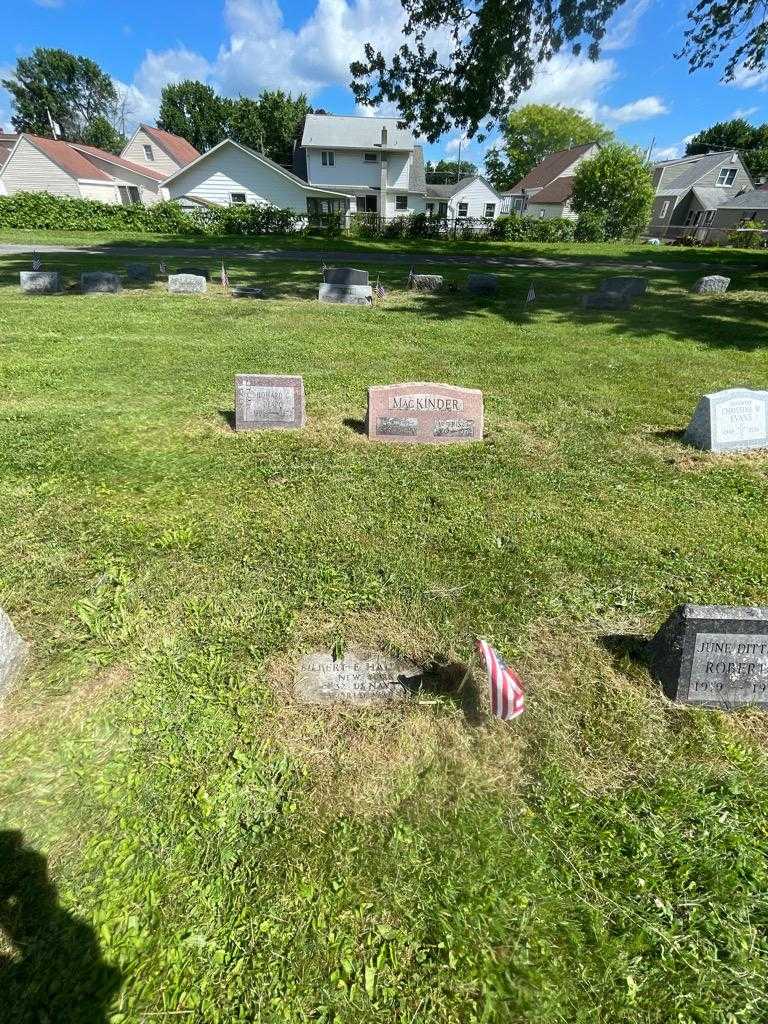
503 142 600 220
0 134 168 205
121 124 200 176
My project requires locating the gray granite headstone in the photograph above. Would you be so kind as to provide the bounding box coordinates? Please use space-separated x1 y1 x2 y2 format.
683 387 768 453
323 267 369 287
598 276 647 298
19 271 62 295
295 650 422 704
692 275 730 294
410 274 444 292
0 607 28 701
176 266 211 281
467 273 499 296
125 263 154 284
231 285 265 299
318 283 372 305
81 272 121 294
234 374 305 431
647 604 768 709
168 274 207 294
582 291 632 310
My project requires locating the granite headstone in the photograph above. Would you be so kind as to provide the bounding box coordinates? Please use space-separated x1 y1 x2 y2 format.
648 604 768 710
168 273 207 294
323 267 369 287
125 263 154 284
234 374 305 431
295 650 422 704
692 275 730 295
367 382 484 444
467 273 499 296
318 283 373 305
81 272 122 294
683 387 768 453
582 291 632 310
19 271 62 295
0 607 28 701
410 274 444 292
598 276 647 298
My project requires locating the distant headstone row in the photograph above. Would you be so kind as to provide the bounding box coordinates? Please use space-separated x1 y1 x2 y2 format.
583 276 647 310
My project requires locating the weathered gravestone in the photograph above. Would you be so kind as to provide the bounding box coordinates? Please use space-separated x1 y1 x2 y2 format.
647 604 768 710
467 273 499 297
125 263 154 284
81 272 121 294
582 291 632 310
410 274 444 292
234 374 305 431
692 274 730 294
319 267 372 305
367 382 484 444
168 273 207 295
684 387 768 453
0 607 28 701
231 285 265 299
598 276 647 298
176 266 211 281
295 650 422 704
19 271 62 295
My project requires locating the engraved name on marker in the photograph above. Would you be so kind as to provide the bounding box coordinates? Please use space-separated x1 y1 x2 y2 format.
714 398 767 445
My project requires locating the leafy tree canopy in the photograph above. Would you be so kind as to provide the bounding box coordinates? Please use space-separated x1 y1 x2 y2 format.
81 115 126 154
570 143 654 240
426 158 478 182
1 48 119 144
685 118 768 180
158 81 229 153
485 104 612 190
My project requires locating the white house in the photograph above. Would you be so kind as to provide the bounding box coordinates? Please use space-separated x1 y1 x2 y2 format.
121 124 200 176
502 142 600 219
0 134 168 204
424 176 503 220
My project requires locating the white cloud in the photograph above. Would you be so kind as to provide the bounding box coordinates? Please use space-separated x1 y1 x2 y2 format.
599 95 669 124
732 105 759 118
653 144 682 160
603 0 654 51
517 54 618 117
114 47 214 125
728 65 768 90
444 133 469 155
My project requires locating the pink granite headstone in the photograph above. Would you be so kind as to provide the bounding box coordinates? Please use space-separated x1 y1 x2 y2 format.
367 382 484 444
235 374 305 431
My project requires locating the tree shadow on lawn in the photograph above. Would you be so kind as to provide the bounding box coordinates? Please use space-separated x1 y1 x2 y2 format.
0 830 122 1024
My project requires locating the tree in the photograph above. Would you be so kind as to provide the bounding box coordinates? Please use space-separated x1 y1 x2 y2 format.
484 148 517 192
252 90 311 165
685 118 768 180
570 143 654 240
158 81 229 153
226 96 264 154
1 48 118 142
351 0 768 141
426 158 477 182
81 115 125 154
488 104 612 189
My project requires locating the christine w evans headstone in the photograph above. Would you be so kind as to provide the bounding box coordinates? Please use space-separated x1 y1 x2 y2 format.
295 651 422 704
0 607 28 701
648 604 768 710
234 374 305 431
684 388 768 453
367 383 484 444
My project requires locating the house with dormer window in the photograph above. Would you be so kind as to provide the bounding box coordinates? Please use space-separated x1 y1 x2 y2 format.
646 150 753 239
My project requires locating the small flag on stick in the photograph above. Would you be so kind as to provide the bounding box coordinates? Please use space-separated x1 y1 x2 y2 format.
159 261 167 277
220 261 230 291
31 251 41 272
475 638 525 720
525 281 536 304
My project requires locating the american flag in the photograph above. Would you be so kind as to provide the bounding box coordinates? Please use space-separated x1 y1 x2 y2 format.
475 638 525 720
32 251 41 271
220 261 230 290
159 261 167 277
525 281 536 304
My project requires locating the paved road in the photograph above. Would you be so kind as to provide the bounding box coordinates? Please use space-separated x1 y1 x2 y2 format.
0 241 735 273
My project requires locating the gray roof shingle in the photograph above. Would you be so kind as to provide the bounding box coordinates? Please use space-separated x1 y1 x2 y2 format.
717 189 768 210
301 114 414 150
657 151 739 191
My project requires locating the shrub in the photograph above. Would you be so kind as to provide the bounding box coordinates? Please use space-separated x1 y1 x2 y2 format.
491 213 576 242
727 219 768 249
574 210 606 242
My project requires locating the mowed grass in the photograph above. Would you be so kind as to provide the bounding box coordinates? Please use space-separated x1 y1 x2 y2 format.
2 249 768 1023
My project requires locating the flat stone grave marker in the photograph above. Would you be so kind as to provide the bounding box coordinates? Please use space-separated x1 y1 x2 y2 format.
692 274 730 294
20 271 62 295
168 273 207 294
410 274 444 292
295 650 422 704
648 604 768 710
323 267 369 287
582 291 632 310
234 374 305 431
176 266 211 281
367 382 484 444
684 387 768 453
126 263 154 283
0 607 28 702
81 272 121 294
598 276 647 298
467 273 499 296
231 285 265 299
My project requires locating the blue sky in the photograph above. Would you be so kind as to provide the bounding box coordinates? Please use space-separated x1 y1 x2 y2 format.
2 0 766 166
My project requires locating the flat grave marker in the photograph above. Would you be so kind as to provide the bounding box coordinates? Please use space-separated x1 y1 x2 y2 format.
367 382 484 444
295 650 422 704
467 273 499 297
409 274 444 292
168 273 207 294
582 291 632 310
234 374 305 431
598 276 647 298
81 272 121 294
0 607 28 702
684 387 768 453
19 271 62 295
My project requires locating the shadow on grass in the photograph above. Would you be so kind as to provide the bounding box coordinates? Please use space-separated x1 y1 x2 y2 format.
419 657 487 726
0 830 122 1023
218 409 236 430
342 416 367 436
599 634 650 668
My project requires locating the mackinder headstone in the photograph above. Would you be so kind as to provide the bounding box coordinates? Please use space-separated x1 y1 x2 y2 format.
648 604 768 710
20 271 62 295
368 382 484 444
0 607 28 701
81 271 121 294
467 273 499 297
234 374 305 431
684 387 768 453
319 267 372 305
692 274 730 295
168 273 207 294
295 650 422 705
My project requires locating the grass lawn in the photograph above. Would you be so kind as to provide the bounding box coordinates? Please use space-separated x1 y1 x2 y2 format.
2 247 768 1023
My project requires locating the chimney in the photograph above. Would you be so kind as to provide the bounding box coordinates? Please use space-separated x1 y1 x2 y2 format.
381 127 388 146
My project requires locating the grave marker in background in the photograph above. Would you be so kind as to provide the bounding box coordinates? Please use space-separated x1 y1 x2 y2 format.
234 374 305 431
684 387 768 452
19 271 62 294
81 272 122 294
126 263 154 284
367 383 484 444
168 274 207 295
319 267 372 305
0 607 28 702
467 273 499 297
692 275 730 294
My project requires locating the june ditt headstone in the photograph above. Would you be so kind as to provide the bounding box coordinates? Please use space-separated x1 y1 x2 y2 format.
647 604 768 710
81 272 122 294
19 271 62 295
0 607 28 701
231 285 265 299
692 275 730 295
684 387 768 453
367 382 484 444
234 374 305 431
295 650 422 704
168 274 207 295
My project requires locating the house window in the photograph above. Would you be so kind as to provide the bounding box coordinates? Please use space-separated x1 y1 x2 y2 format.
457 201 468 218
321 151 335 166
438 202 448 217
230 192 247 205
426 202 434 215
539 208 545 219
660 201 670 218
143 144 154 161
716 167 737 186
363 152 378 163
484 202 496 218
395 194 408 211
306 197 344 216
117 185 141 206
684 209 702 226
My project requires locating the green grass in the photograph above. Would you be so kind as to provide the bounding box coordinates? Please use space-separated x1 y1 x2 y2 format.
2 247 768 1023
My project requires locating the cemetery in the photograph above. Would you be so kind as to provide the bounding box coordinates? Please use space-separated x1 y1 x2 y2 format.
2 242 768 1022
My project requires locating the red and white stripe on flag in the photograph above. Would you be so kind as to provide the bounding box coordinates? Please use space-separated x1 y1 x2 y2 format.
475 638 525 720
